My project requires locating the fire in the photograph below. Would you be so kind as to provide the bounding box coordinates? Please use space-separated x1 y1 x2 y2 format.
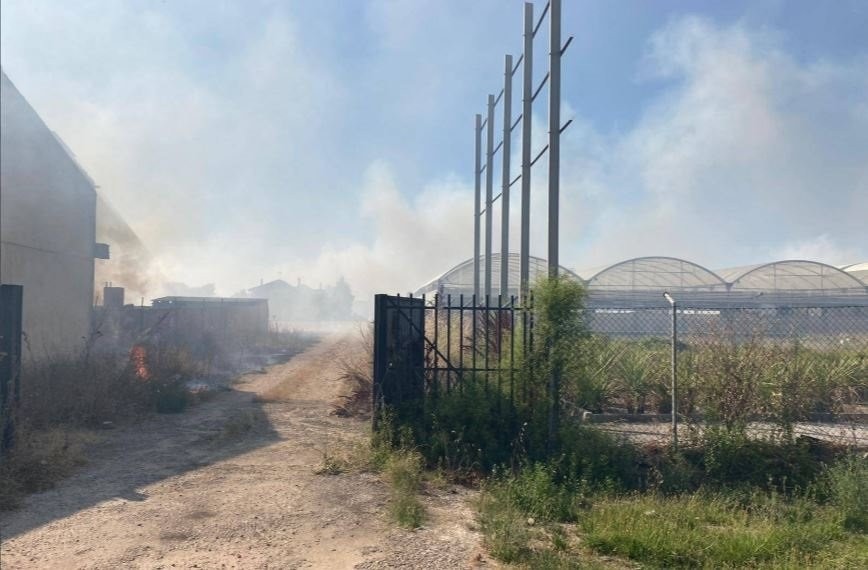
130 345 151 380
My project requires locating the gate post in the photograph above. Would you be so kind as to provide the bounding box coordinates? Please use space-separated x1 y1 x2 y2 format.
1 284 24 453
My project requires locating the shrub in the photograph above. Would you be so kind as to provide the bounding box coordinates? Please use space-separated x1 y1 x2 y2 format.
385 449 425 528
822 454 868 532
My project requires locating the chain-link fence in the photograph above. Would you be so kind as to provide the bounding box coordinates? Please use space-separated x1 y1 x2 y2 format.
576 305 868 448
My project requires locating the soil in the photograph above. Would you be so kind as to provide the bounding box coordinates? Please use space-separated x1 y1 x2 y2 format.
0 333 495 569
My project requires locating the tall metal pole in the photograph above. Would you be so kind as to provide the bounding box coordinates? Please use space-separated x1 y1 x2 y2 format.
474 114 482 301
500 55 513 299
485 94 495 300
547 0 561 277
520 2 533 301
671 300 678 451
664 292 678 451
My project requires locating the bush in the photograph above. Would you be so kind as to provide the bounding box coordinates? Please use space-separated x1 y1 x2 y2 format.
0 425 94 510
385 449 425 528
822 454 868 532
701 428 825 491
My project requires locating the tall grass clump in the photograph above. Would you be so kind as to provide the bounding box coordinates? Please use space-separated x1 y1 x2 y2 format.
385 448 426 528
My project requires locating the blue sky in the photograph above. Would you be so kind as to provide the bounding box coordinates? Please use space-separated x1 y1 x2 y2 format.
2 0 866 300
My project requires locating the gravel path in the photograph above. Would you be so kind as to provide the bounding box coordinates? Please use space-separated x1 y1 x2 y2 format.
0 333 493 569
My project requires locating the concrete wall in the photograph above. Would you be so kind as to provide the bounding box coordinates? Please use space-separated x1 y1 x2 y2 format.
0 70 96 358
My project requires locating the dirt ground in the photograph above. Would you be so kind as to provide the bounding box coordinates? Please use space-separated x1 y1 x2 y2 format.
0 333 494 569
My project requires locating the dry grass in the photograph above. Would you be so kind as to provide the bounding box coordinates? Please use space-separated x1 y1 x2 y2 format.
0 425 98 510
331 325 373 418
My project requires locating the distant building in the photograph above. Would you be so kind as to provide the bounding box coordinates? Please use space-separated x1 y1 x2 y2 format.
1 69 102 357
243 277 354 322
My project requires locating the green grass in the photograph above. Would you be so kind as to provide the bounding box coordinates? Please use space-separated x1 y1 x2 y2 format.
385 449 426 528
582 492 865 569
475 455 868 569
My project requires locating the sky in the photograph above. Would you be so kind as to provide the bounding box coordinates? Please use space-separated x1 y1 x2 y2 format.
2 0 867 307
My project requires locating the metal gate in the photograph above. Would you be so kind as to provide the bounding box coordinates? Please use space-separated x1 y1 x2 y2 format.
372 294 425 425
372 293 531 425
1 284 24 451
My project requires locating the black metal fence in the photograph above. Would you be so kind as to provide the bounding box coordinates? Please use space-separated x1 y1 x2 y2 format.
372 293 534 425
373 294 868 446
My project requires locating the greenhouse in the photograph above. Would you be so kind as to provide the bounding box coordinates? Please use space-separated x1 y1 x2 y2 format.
416 255 868 308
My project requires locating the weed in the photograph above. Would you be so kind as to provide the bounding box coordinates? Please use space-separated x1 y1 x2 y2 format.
0 425 96 510
385 449 425 528
581 491 862 568
822 454 868 532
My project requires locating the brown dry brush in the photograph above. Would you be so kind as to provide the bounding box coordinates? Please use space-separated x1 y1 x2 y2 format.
332 324 374 418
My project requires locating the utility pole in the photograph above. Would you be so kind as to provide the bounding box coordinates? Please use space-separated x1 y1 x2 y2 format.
547 0 561 277
485 94 495 300
500 54 513 299
474 113 482 302
520 2 533 301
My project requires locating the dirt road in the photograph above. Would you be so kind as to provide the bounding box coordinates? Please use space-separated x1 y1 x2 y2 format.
0 333 489 569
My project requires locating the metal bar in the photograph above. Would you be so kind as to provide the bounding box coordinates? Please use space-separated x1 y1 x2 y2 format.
492 139 503 156
493 87 504 106
478 163 486 175
533 0 550 37
548 0 561 278
511 113 522 132
559 118 573 134
471 294 477 382
497 295 504 402
492 192 501 203
459 293 465 392
500 54 513 300
433 293 439 396
671 301 679 451
485 294 490 391
530 144 548 167
510 294 516 405
509 173 521 188
485 94 495 299
446 294 452 393
474 114 482 301
531 71 549 102
520 1 533 301
512 54 523 75
560 35 574 56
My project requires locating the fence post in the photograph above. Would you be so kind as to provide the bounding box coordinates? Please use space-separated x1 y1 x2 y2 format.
485 94 495 300
664 292 678 451
547 0 562 277
519 1 533 300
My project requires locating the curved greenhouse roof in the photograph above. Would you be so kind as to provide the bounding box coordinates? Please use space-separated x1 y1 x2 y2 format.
414 253 579 297
416 255 867 307
719 260 866 293
584 257 728 292
840 262 868 284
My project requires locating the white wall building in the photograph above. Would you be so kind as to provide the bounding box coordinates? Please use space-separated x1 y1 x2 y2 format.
1 69 98 358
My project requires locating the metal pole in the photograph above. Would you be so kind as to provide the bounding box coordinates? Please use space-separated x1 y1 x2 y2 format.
671 300 678 451
664 292 678 451
520 2 533 300
474 114 482 301
500 54 513 299
485 94 495 300
547 0 561 277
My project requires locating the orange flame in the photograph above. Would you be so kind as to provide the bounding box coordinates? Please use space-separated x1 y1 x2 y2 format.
130 345 151 381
